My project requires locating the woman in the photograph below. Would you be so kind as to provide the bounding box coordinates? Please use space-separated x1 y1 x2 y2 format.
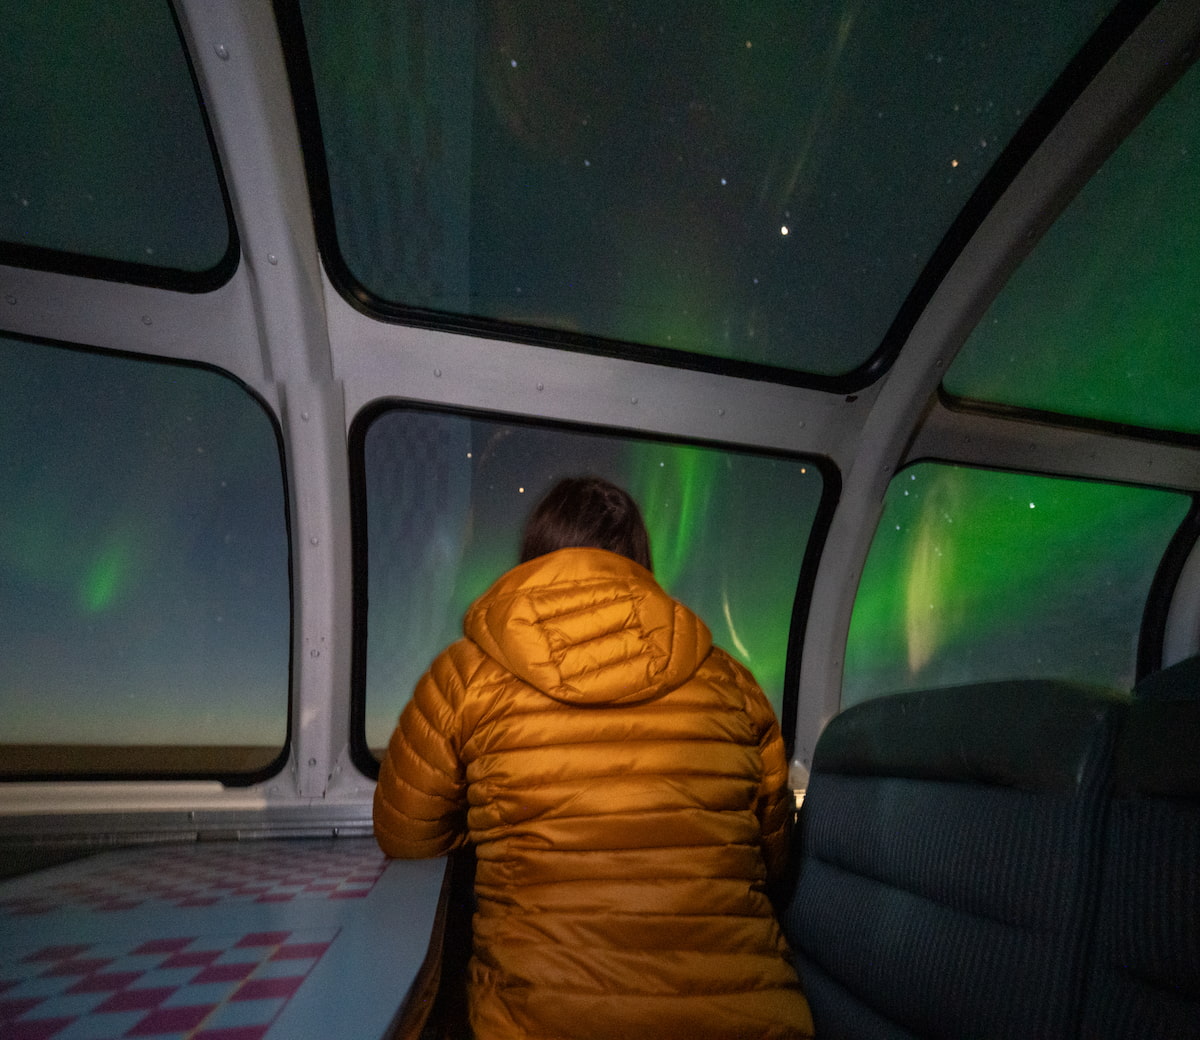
374 477 813 1039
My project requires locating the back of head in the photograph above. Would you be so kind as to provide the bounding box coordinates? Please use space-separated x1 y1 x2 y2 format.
519 476 653 572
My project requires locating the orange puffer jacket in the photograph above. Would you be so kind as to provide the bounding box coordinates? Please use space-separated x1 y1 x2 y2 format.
374 547 814 1040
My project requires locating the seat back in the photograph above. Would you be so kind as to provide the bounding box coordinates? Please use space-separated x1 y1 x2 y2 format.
781 681 1126 1040
1080 671 1200 1038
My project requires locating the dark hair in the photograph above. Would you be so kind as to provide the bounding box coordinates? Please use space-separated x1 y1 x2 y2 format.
519 477 653 571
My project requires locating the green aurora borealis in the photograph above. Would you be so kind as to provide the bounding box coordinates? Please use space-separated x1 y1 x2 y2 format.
0 339 290 751
844 465 1190 705
362 411 822 748
300 0 1114 375
4 0 1199 776
946 56 1200 433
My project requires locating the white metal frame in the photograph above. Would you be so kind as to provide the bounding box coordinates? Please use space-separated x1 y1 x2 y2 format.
1 0 1198 831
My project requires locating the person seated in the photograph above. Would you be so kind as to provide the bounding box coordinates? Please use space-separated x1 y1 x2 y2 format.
374 476 813 1039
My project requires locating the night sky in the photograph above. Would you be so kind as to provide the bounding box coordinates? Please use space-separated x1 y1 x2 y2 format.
0 0 227 272
3 0 1194 767
301 0 1114 374
363 410 823 749
0 338 289 749
947 57 1200 433
843 464 1190 705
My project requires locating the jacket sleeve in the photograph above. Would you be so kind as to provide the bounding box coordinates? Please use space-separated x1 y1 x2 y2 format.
743 677 795 883
373 641 474 859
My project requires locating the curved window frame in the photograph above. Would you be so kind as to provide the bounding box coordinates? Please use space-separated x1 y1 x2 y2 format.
0 1 240 293
346 400 840 777
0 333 293 786
273 0 1152 392
941 39 1200 440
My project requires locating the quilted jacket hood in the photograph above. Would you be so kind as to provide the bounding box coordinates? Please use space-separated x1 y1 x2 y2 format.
463 546 712 706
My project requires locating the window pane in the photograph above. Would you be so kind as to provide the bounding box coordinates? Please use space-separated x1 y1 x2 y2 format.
945 56 1200 433
360 408 824 751
0 336 290 779
0 0 231 278
843 463 1189 706
296 0 1114 377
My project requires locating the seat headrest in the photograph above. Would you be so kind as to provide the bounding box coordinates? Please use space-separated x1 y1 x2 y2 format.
1133 653 1200 701
815 681 1128 794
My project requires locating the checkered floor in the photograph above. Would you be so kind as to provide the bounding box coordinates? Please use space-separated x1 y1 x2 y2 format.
0 928 336 1040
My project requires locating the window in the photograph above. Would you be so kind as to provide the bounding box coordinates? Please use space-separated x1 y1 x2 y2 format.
290 0 1115 380
0 336 290 780
355 406 827 757
0 0 233 286
843 462 1190 706
945 53 1200 433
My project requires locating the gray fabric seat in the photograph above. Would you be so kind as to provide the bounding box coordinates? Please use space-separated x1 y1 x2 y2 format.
781 681 1127 1040
1080 669 1200 1038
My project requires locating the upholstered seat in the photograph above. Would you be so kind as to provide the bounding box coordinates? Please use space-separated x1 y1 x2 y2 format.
1080 667 1200 1038
782 681 1127 1040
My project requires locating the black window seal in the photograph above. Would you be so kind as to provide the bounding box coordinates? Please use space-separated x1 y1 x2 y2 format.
938 387 1200 454
864 0 1166 388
